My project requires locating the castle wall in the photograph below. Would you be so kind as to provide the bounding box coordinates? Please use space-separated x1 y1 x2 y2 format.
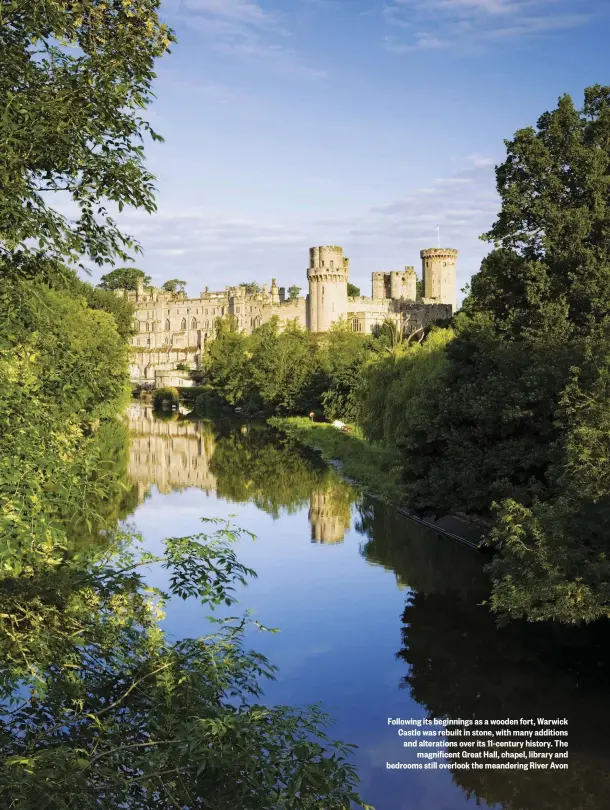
126 244 457 385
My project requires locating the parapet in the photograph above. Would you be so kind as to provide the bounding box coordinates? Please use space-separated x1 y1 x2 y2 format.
420 248 458 259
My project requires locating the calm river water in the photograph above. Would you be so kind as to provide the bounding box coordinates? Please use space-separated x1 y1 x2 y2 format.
124 403 610 810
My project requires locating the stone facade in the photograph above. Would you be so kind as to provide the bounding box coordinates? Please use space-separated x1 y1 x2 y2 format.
123 244 457 385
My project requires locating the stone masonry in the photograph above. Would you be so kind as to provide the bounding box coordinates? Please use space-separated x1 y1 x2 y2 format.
122 245 458 385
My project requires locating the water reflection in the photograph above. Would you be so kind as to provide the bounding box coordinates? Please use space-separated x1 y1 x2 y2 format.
126 403 356 542
124 406 610 810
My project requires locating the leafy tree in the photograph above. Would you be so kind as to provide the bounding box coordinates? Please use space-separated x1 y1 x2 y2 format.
99 267 151 291
287 285 301 301
0 523 373 809
0 0 174 270
468 85 610 338
162 278 187 294
415 279 424 301
347 283 360 297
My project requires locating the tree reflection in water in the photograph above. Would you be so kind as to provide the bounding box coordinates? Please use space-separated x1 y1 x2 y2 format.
357 497 610 810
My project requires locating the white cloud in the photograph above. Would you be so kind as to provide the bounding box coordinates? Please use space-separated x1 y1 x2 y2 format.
383 0 595 52
80 157 499 305
167 0 326 78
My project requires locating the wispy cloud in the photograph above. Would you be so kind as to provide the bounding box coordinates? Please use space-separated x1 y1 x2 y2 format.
81 157 499 303
167 0 326 78
382 0 595 52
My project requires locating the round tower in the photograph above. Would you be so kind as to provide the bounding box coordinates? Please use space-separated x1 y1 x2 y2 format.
420 248 458 311
307 246 349 332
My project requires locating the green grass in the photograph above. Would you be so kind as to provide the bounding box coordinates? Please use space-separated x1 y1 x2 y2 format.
268 417 406 505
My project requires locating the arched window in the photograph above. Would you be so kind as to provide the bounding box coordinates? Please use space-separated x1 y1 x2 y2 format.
133 320 140 332
164 336 169 345
165 319 170 331
191 317 197 329
204 320 209 329
151 321 156 332
145 322 149 332
181 318 187 330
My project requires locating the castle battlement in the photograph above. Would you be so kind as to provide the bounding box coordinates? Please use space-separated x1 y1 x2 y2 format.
127 244 458 386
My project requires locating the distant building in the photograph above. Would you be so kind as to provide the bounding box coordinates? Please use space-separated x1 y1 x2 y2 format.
122 245 458 386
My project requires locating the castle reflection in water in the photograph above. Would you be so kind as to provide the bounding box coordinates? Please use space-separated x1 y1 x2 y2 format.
125 403 354 544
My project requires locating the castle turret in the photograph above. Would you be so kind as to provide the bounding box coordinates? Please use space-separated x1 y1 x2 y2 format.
420 248 458 311
271 278 280 304
307 246 349 332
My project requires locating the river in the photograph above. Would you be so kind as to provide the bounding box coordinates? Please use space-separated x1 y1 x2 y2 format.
124 402 610 810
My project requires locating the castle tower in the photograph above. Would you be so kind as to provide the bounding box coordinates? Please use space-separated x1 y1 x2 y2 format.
308 487 351 544
271 278 280 304
372 272 389 300
390 267 417 301
307 246 349 332
420 248 458 311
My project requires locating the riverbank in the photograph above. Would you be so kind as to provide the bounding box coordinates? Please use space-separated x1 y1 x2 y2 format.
269 417 485 550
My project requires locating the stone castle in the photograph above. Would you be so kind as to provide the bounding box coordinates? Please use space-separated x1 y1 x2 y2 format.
124 245 458 386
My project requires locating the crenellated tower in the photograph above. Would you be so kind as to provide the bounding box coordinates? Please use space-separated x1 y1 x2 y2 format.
420 248 458 312
307 246 349 332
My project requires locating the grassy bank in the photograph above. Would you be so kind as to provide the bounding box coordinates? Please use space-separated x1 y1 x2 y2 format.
268 417 406 505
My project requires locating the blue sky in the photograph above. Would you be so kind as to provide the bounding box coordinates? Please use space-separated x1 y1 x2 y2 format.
85 0 608 300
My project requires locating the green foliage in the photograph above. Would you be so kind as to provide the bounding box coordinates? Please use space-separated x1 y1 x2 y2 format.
347 283 360 297
162 278 186 294
0 268 132 572
99 268 151 291
0 1 174 268
474 85 610 337
0 522 373 809
352 85 610 624
202 318 381 419
287 285 301 301
358 327 454 447
175 362 190 371
270 418 404 506
153 387 179 408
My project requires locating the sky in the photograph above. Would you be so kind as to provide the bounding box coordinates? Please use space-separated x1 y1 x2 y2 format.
83 0 608 301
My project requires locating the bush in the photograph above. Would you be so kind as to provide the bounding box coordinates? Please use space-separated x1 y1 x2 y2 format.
153 386 179 408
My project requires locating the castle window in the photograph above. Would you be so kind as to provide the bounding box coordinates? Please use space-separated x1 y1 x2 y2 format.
145 322 149 331
205 320 209 329
321 261 325 268
330 260 334 269
151 321 156 331
133 320 140 331
236 307 240 314
181 318 187 330
164 337 169 345
191 318 197 329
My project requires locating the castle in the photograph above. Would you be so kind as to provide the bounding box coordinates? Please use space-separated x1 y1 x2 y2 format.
124 245 458 386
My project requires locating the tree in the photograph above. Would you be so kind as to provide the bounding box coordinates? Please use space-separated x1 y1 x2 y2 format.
162 278 187 294
239 282 261 295
287 285 301 301
0 524 373 809
415 279 424 301
347 283 360 297
469 85 610 337
99 267 151 291
0 1 175 271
